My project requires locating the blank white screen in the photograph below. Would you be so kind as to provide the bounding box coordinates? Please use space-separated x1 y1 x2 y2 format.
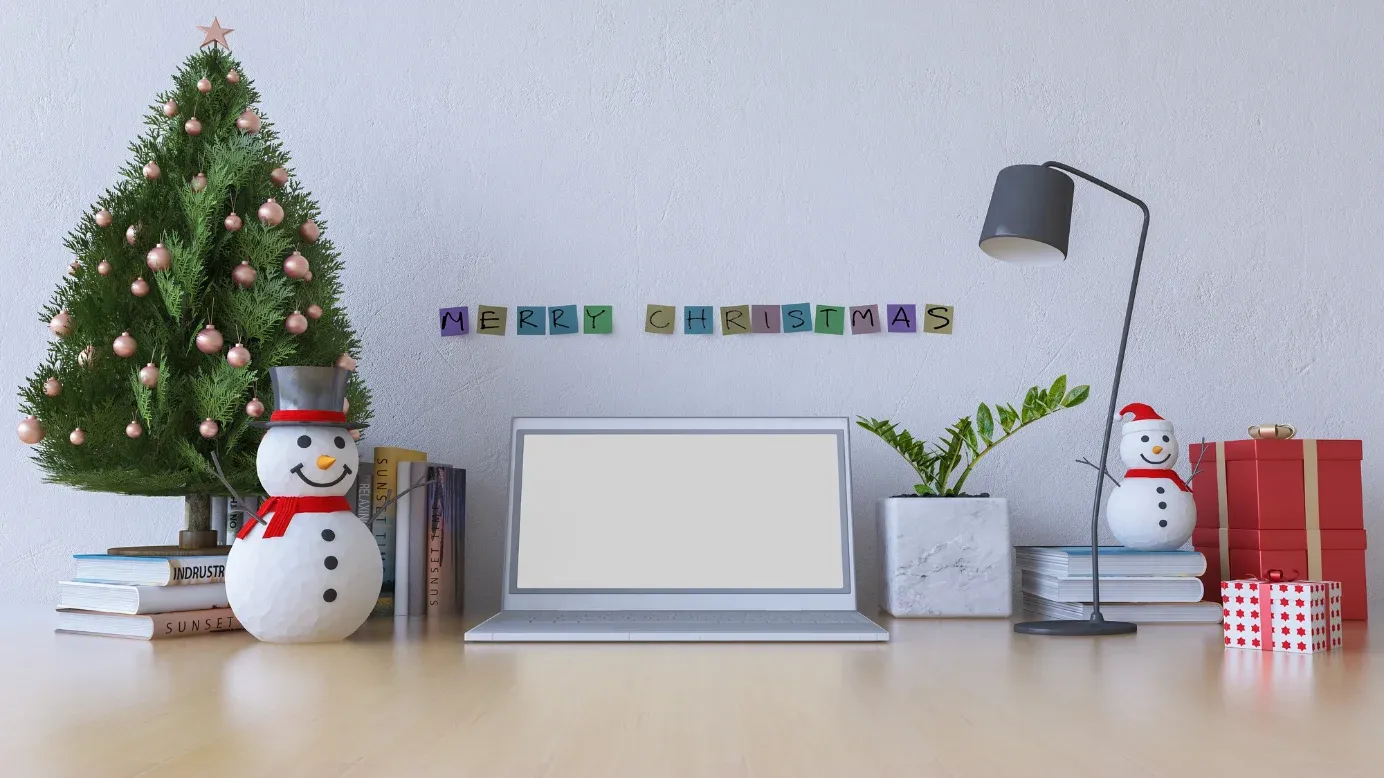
515 433 845 589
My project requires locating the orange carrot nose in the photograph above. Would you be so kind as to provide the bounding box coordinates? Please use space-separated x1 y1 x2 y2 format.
316 455 337 470
1151 446 1163 455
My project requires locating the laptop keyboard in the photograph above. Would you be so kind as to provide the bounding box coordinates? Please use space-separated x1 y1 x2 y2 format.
516 610 870 625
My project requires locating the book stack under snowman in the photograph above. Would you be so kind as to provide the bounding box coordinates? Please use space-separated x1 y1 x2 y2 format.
54 553 242 640
1017 546 1223 624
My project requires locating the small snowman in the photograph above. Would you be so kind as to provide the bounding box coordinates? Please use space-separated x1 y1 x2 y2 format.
1088 403 1202 551
224 366 381 643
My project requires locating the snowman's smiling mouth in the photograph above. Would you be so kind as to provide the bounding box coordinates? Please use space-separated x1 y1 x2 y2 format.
290 463 352 488
1140 454 1171 465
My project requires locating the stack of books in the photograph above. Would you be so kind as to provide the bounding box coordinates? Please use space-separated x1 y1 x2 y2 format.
56 553 241 640
358 446 467 618
1017 546 1223 624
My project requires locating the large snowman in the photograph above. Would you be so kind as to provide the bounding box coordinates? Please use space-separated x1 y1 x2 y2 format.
225 366 381 643
1104 403 1198 551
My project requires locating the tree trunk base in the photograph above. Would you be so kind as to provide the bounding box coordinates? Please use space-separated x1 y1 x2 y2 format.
106 544 233 557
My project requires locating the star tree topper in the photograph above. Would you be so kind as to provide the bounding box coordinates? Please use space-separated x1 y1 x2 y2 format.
197 17 234 49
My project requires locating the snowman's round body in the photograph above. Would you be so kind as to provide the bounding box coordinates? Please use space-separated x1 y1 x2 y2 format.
226 424 381 643
1106 476 1196 551
1105 422 1198 551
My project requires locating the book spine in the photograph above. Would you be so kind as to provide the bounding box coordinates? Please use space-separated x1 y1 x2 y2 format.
166 557 228 585
373 454 399 583
152 609 242 639
353 457 373 524
426 466 448 618
445 468 466 616
393 461 414 616
408 468 428 616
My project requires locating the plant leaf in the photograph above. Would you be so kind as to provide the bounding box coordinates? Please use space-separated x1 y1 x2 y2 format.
956 417 978 456
976 403 994 443
1063 385 1091 407
1047 375 1067 409
1021 387 1042 423
913 483 936 496
997 404 1018 433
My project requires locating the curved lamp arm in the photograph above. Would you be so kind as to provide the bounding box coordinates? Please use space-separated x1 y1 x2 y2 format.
1044 161 1151 620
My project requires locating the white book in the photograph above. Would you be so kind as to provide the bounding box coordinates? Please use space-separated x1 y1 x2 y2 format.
1015 546 1207 578
1020 570 1204 603
72 554 228 586
56 608 242 639
394 461 434 617
58 581 229 614
1021 593 1223 624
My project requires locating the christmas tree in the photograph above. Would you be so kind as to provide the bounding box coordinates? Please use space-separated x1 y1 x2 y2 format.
16 21 372 544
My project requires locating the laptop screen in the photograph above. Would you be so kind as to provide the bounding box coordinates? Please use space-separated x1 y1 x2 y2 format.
511 430 848 592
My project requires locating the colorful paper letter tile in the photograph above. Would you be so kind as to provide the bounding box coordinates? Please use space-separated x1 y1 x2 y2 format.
517 306 547 335
751 305 782 333
548 305 578 335
645 304 676 334
886 304 916 333
781 303 812 333
849 304 881 334
720 305 751 335
684 305 714 334
439 306 468 336
814 305 845 334
924 304 955 334
476 306 508 335
583 305 613 334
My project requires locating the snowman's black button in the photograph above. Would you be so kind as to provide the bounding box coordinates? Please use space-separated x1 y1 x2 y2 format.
1158 502 1167 509
323 588 337 603
1159 520 1168 528
324 556 338 570
321 529 335 541
1157 486 1165 494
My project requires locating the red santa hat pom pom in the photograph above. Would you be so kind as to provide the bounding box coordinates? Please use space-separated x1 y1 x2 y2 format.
1115 402 1173 434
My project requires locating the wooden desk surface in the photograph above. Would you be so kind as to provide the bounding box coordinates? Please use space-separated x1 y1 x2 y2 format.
1 609 1378 778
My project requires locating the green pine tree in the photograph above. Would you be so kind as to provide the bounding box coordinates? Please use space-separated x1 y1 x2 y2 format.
16 43 373 522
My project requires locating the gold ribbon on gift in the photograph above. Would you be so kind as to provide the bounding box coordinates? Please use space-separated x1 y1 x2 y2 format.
1213 433 1323 581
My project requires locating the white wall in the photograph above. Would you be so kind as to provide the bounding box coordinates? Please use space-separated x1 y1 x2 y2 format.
2 1 1380 614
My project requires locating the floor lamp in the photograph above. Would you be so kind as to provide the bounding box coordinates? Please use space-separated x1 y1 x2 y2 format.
978 162 1144 637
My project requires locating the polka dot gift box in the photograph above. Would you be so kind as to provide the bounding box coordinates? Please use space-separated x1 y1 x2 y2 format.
1221 577 1343 653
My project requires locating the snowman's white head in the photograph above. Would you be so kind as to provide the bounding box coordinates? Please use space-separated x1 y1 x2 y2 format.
1119 426 1178 470
257 425 359 497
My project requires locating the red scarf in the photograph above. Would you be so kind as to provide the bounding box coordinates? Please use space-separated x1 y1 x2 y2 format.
1123 469 1191 492
237 496 352 540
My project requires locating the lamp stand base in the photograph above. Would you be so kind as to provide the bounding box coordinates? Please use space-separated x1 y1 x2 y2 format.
1013 619 1138 636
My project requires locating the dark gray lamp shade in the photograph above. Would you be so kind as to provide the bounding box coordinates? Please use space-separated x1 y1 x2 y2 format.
979 164 1075 266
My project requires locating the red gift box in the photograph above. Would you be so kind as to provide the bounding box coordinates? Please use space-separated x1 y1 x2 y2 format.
1221 578 1343 653
1190 439 1367 620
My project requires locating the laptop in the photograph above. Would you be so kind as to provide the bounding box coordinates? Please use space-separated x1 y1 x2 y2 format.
464 417 889 642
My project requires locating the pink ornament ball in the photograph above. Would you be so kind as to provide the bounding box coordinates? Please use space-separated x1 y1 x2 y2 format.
245 397 265 418
232 261 257 288
185 117 202 136
224 212 244 232
191 172 207 192
199 418 219 438
283 251 310 279
258 198 284 226
298 219 320 243
226 69 240 85
126 420 143 439
43 378 61 397
130 277 150 297
125 224 138 246
162 100 179 118
94 209 113 228
336 353 356 372
197 78 212 94
143 161 160 180
196 324 224 354
96 260 112 276
17 416 44 445
48 309 73 337
306 304 323 320
269 167 289 187
236 109 262 134
112 331 137 358
226 343 251 368
69 428 86 446
285 311 308 335
138 363 159 388
146 243 171 272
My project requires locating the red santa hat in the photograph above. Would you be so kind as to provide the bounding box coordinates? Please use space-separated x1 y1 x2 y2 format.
1115 402 1174 435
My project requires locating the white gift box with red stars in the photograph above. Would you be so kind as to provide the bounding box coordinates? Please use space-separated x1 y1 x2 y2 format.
1221 579 1343 653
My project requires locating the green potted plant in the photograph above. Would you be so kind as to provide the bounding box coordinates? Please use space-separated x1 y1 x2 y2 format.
858 375 1089 618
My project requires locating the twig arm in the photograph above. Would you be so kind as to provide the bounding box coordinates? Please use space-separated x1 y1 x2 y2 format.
210 451 267 526
1073 454 1118 484
1185 437 1209 484
366 476 435 530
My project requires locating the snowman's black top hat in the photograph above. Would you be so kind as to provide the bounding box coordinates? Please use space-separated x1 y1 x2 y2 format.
251 366 365 429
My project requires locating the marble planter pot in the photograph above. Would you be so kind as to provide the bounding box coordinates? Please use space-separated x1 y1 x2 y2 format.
877 497 1012 618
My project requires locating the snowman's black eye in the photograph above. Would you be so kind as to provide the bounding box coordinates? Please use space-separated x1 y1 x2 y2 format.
1162 435 1169 443
334 436 346 449
1141 435 1149 443
296 434 312 448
